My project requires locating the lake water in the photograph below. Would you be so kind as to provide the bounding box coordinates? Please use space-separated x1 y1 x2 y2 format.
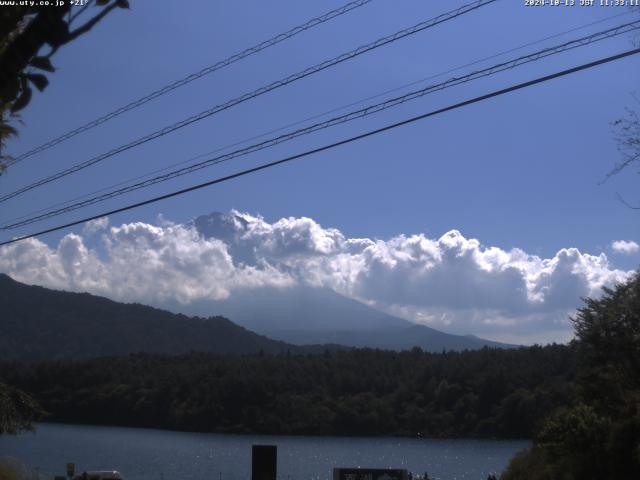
0 423 528 480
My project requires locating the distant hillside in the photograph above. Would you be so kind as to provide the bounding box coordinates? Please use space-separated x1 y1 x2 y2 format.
0 272 514 360
0 274 306 360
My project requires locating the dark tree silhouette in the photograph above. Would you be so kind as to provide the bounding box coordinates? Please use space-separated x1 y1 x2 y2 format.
605 6 640 207
0 344 576 439
502 272 640 479
0 0 130 170
609 98 640 209
0 382 45 435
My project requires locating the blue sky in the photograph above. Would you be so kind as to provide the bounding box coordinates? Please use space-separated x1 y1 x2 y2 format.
0 0 639 343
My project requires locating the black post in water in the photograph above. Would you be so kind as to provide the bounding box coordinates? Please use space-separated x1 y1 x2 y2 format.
252 445 277 480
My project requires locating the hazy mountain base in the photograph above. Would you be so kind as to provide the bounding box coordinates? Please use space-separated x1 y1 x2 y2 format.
0 345 574 439
197 286 515 350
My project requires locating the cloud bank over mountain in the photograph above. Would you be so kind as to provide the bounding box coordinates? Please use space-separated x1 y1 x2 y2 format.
0 211 632 343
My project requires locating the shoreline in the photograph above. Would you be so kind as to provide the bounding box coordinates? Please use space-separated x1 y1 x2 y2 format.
28 421 532 443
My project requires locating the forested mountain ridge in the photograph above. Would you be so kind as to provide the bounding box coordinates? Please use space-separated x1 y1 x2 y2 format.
0 274 307 359
0 274 513 359
0 344 575 438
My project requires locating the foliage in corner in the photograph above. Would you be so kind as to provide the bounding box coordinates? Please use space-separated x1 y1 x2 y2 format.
609 100 640 184
502 272 640 479
0 0 130 170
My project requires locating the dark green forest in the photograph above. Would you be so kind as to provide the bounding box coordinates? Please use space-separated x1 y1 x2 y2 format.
0 344 574 439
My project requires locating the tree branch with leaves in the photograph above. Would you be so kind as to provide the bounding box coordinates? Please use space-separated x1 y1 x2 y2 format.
0 0 130 171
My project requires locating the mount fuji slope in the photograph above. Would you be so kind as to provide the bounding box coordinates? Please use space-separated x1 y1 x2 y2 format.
185 211 518 351
167 284 517 351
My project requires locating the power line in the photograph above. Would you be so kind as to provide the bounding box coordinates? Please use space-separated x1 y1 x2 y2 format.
5 20 637 228
4 20 638 230
3 10 629 229
0 0 498 204
7 0 375 166
2 46 638 247
326 9 633 119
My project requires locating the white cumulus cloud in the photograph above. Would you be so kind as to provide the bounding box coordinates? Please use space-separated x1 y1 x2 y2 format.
82 217 109 235
0 220 293 307
0 211 633 344
611 239 639 255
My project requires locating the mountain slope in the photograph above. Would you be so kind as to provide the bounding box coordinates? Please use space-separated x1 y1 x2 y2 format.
189 211 516 351
166 285 516 351
0 274 304 360
169 285 409 332
270 325 514 351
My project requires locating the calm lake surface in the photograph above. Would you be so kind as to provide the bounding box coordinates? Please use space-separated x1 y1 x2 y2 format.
0 423 529 480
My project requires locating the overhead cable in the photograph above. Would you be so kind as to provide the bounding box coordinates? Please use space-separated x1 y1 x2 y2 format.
4 8 628 229
0 0 498 203
3 20 638 230
8 0 375 165
2 45 638 247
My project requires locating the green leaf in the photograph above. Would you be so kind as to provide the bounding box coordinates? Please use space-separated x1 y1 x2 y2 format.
116 0 130 8
25 74 49 92
30 56 55 72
